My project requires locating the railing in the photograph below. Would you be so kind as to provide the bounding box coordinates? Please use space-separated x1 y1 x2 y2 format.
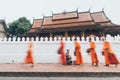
1 35 120 42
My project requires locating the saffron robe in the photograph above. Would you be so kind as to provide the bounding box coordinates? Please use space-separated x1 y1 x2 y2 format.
25 41 34 63
89 42 99 63
59 41 66 64
103 42 119 65
74 41 84 65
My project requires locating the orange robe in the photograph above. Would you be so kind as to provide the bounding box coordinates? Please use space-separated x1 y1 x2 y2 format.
89 42 99 63
25 42 34 64
59 41 66 65
74 41 84 65
103 42 119 65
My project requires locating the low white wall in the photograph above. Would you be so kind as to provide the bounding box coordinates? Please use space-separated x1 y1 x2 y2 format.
0 35 120 64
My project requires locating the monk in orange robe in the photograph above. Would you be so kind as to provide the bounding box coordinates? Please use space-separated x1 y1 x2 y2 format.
25 41 34 67
87 41 99 66
102 41 119 67
58 41 66 65
74 40 84 65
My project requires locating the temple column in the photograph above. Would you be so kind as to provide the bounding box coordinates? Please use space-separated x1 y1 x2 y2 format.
81 31 85 37
100 30 105 37
50 32 53 37
99 31 102 37
65 32 68 40
102 32 105 37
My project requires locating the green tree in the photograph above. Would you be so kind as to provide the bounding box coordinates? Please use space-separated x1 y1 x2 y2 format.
8 17 31 37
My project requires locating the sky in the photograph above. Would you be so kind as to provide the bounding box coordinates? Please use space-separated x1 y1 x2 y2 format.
0 0 120 25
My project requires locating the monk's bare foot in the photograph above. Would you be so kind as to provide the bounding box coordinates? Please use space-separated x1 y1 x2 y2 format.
62 63 67 65
115 64 117 67
30 65 34 67
95 64 98 67
95 63 98 66
104 64 109 67
74 63 80 65
30 64 34 67
92 63 94 66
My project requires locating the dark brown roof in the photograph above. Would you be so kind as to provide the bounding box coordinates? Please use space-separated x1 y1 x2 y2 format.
98 21 114 26
52 12 78 20
26 11 120 34
43 12 93 26
27 28 38 33
42 21 95 29
31 19 43 28
91 11 109 23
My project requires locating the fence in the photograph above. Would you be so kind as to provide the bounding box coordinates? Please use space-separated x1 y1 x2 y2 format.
0 35 120 63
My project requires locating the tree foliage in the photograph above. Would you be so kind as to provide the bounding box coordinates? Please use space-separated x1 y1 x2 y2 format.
8 17 31 37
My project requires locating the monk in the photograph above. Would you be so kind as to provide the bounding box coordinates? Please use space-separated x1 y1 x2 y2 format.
74 40 84 65
102 41 119 67
58 40 66 65
87 41 99 66
25 41 34 67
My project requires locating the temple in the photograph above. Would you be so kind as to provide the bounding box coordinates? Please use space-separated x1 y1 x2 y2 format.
24 10 120 38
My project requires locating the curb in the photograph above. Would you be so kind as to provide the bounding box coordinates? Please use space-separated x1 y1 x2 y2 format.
0 72 120 77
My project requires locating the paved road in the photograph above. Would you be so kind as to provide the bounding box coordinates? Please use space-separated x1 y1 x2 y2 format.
0 63 119 72
0 77 120 80
0 63 120 77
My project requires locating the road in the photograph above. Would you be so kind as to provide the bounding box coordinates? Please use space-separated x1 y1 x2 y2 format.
0 77 120 80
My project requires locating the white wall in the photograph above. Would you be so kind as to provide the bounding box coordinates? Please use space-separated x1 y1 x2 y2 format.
0 35 120 64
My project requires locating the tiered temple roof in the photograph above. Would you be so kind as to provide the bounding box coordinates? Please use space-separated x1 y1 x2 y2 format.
25 10 120 37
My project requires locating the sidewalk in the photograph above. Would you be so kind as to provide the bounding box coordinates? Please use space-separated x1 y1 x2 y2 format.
0 63 120 77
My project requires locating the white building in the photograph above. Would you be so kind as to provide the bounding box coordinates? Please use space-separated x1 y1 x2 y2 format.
0 20 7 38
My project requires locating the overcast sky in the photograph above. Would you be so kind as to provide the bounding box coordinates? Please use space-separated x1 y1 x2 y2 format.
0 0 120 24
